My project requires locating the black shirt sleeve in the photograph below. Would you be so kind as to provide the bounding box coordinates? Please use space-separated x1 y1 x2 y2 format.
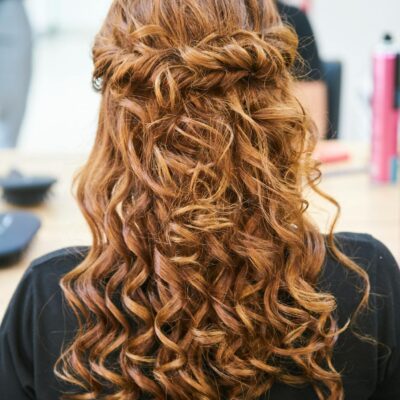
370 239 400 399
0 268 35 400
0 247 87 400
277 2 323 81
318 233 400 399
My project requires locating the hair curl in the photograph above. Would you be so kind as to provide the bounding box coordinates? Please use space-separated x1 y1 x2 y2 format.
55 1 369 399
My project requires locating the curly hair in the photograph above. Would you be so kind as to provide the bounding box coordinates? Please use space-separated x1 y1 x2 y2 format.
55 0 370 399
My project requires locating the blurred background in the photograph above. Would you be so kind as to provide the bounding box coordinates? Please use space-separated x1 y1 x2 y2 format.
13 0 400 151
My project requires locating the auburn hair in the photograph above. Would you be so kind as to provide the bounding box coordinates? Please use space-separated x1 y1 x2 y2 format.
55 0 369 399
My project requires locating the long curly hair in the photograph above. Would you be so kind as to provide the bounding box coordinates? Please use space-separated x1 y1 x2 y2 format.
55 0 370 399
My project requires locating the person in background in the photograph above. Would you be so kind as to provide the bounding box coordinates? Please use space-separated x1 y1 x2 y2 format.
0 0 32 148
277 1 328 138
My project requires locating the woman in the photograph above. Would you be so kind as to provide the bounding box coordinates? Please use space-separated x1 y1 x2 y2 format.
0 1 399 399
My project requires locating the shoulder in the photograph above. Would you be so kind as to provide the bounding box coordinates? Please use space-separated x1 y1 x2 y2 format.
25 246 89 287
326 232 399 285
0 247 88 397
1 247 87 333
322 232 399 319
7 247 89 327
30 246 88 271
333 232 381 257
332 232 398 277
329 234 400 392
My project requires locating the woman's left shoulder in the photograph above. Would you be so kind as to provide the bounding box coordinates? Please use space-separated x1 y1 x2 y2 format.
28 246 89 281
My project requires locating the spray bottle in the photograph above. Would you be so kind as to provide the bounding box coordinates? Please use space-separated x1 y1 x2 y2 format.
371 33 400 183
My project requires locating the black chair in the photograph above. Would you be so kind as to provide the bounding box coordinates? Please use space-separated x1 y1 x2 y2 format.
322 61 342 140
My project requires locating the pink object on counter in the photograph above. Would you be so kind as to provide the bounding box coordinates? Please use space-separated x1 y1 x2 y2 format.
314 142 350 164
371 44 399 183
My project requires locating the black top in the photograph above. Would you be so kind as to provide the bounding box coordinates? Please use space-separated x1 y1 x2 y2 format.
1 233 400 400
277 1 323 81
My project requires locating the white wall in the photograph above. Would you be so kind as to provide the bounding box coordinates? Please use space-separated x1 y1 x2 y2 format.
26 0 111 34
21 0 400 149
20 1 113 151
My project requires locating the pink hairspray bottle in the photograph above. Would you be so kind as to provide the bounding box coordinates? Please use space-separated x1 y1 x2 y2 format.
371 34 400 184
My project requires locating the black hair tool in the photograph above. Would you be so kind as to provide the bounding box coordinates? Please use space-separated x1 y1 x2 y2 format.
0 212 41 267
0 169 57 206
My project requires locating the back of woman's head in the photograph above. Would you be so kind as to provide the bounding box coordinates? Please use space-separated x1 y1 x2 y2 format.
56 1 367 399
